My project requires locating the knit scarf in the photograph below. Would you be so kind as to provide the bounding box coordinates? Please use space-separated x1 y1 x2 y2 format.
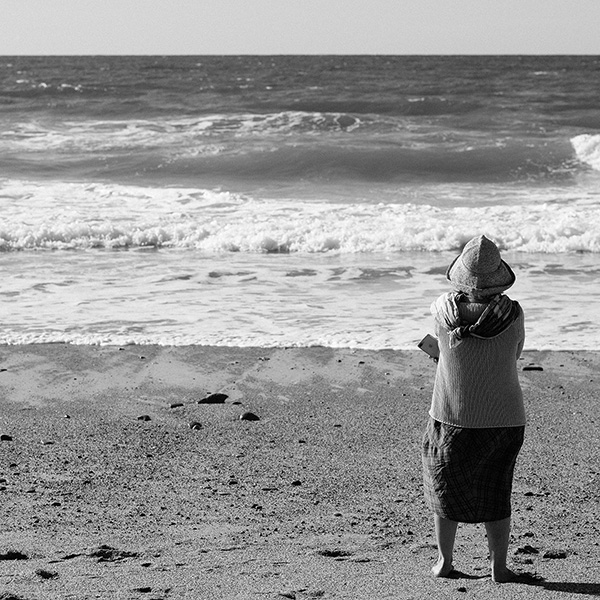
431 292 520 348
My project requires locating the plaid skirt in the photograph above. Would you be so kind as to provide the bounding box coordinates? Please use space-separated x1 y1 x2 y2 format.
422 418 525 523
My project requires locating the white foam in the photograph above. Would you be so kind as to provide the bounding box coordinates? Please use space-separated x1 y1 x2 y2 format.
571 134 600 171
1 179 600 253
0 112 362 155
0 250 597 351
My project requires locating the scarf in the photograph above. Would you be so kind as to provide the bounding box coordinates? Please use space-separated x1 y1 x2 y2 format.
431 292 520 348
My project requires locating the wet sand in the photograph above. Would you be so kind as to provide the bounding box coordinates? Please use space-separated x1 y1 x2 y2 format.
0 345 598 599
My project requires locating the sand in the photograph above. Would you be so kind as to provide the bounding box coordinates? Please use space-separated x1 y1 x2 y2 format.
0 344 598 600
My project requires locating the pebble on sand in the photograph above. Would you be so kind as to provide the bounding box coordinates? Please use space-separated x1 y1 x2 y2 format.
239 412 260 421
35 569 58 580
189 421 202 430
198 393 228 404
543 549 568 559
523 364 544 371
137 415 152 421
0 434 13 441
169 402 184 409
0 550 28 560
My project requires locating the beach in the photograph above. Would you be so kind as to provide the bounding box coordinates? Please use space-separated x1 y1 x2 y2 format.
0 344 598 599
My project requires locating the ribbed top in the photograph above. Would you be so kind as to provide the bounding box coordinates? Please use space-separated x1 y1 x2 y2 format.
429 300 526 429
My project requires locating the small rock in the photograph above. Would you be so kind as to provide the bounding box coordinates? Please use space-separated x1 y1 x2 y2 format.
317 549 352 558
198 393 228 404
291 480 302 486
169 402 184 409
41 440 55 445
0 434 13 442
457 587 467 593
137 415 151 421
543 549 568 559
0 550 28 560
35 569 58 580
189 421 202 430
88 545 138 562
523 364 543 371
240 412 260 421
63 414 71 419
133 587 152 594
515 545 539 555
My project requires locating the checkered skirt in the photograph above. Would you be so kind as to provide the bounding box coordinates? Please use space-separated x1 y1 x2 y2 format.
422 418 524 523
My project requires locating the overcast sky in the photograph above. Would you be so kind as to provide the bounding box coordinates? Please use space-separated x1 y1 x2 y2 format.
2 0 599 55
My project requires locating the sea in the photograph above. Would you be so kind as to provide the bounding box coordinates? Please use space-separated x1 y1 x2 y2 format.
1 55 599 350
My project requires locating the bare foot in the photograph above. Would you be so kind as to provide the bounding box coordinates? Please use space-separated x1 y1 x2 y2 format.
491 567 518 583
432 559 454 578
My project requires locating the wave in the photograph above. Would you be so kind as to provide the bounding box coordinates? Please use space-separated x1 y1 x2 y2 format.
571 134 600 171
1 181 599 253
0 115 586 185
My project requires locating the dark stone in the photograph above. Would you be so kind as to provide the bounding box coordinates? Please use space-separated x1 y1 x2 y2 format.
0 435 13 442
0 550 28 560
35 569 58 579
543 549 568 559
88 545 138 562
169 402 184 409
239 412 260 421
198 393 228 404
515 545 539 555
523 364 544 371
317 549 352 558
137 415 151 421
291 480 302 486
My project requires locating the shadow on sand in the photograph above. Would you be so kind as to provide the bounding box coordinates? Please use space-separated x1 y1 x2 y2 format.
528 581 600 597
450 571 600 595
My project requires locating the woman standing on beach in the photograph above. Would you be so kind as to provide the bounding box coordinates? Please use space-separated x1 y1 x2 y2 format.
422 235 526 583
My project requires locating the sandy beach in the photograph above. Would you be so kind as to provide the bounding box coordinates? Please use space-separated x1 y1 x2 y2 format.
0 344 598 599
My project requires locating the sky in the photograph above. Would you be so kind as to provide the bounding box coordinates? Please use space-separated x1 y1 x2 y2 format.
1 0 599 55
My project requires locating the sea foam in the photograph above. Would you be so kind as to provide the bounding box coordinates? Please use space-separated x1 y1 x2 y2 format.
1 179 600 254
571 134 600 171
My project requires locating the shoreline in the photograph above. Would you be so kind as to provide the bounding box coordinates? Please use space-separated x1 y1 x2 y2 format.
0 345 598 599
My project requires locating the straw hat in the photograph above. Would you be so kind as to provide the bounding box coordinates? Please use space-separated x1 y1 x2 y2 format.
446 235 515 295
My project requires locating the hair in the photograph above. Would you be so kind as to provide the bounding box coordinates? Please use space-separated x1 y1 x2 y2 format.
462 289 497 302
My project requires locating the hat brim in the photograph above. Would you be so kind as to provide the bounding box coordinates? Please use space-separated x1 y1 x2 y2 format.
446 256 516 295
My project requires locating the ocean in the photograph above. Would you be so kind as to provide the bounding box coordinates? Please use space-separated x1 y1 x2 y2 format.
1 55 599 349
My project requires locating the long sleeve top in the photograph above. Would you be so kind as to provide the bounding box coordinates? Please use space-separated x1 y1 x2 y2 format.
428 300 526 429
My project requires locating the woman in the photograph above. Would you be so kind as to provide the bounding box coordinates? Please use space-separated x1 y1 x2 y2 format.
422 235 526 583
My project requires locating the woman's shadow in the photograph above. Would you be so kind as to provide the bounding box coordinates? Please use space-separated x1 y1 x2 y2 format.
528 581 600 596
450 571 600 596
